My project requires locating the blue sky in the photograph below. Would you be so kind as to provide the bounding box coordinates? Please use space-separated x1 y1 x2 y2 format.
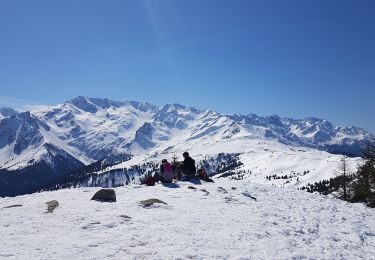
0 0 374 133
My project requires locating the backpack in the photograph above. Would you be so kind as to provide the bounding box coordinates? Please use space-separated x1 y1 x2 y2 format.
142 176 156 186
198 168 207 179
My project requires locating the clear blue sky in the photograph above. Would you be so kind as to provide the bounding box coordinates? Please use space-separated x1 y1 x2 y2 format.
0 0 374 133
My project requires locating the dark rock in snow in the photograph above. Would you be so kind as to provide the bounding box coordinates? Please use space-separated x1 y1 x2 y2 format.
200 189 210 194
91 189 117 202
3 204 23 209
46 200 59 213
140 198 167 207
188 186 197 190
119 215 132 219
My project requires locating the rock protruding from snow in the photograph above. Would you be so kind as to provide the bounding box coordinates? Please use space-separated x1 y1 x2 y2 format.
46 200 59 213
91 189 116 202
119 215 132 219
140 198 167 207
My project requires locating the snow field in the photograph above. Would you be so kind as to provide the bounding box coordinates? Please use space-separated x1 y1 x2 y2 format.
1 178 374 259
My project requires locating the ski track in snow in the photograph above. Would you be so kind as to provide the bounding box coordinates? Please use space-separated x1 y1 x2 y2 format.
0 179 374 260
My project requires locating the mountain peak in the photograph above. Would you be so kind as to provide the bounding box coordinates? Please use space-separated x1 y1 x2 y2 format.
160 103 201 114
0 107 18 118
65 96 98 113
64 96 158 113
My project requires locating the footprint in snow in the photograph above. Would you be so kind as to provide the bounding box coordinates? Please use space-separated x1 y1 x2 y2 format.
217 187 228 193
104 222 117 228
81 222 101 230
241 192 257 201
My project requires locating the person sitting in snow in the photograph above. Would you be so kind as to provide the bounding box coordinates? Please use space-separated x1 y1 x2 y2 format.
180 152 196 180
155 159 174 183
197 168 214 183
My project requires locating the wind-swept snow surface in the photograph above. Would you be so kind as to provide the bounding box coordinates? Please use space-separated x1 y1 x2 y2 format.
1 179 374 259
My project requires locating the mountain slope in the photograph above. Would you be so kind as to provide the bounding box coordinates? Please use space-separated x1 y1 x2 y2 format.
0 110 86 196
229 114 370 156
71 138 362 192
0 143 84 197
0 96 373 196
1 179 374 259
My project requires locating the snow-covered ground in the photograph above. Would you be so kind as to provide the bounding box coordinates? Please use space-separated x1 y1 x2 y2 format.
1 178 374 259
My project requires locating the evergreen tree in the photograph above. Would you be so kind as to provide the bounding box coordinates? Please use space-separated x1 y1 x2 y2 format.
363 139 375 161
334 156 353 201
171 153 181 180
353 140 375 207
352 160 375 205
172 153 179 166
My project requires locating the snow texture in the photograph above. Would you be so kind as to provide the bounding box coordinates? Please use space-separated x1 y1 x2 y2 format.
1 179 374 260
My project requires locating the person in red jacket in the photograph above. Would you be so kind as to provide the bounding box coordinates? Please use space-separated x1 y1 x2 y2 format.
158 159 174 183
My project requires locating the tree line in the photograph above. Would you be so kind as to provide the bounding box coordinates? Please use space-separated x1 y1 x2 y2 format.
302 140 375 208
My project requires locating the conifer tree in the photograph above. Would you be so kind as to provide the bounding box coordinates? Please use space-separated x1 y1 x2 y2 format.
172 153 178 166
334 156 353 201
353 140 375 207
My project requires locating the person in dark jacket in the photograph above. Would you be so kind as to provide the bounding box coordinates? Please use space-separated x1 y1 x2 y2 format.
181 152 196 179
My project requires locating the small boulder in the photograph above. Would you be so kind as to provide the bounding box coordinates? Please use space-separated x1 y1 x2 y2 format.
188 186 197 190
46 200 59 213
91 189 116 202
140 198 167 207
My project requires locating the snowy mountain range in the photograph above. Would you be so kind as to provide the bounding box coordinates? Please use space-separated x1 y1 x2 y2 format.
0 96 373 196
